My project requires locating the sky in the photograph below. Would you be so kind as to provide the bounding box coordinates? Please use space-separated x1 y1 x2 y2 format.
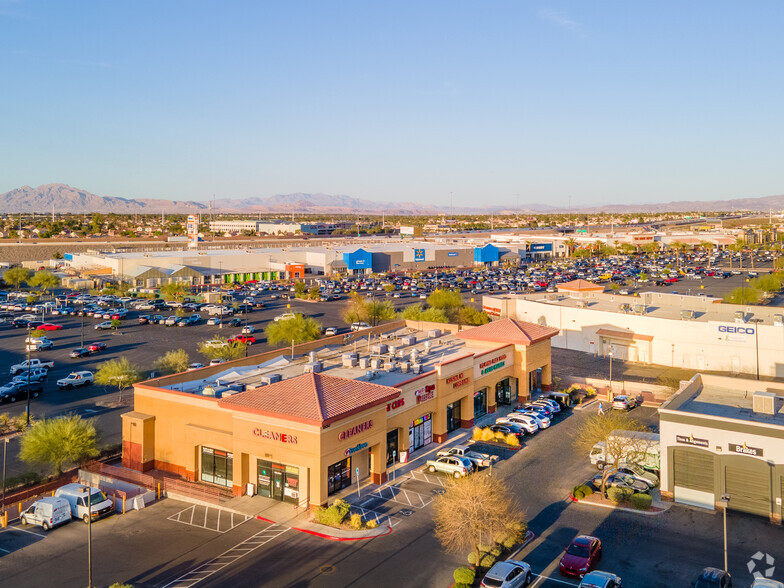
1 1 784 209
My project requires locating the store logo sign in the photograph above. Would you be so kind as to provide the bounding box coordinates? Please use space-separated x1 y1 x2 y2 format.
339 420 373 441
676 434 708 448
446 372 470 389
414 248 425 261
253 428 297 444
447 252 458 257
387 399 405 412
415 384 436 404
479 354 507 376
483 306 501 316
345 442 368 457
729 442 763 457
718 325 755 335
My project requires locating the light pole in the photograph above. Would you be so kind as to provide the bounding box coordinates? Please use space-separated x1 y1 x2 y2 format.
83 486 95 588
2 437 8 511
608 347 614 400
719 494 730 572
25 335 32 427
749 318 762 380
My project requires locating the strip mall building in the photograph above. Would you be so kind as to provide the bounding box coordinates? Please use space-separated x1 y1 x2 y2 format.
122 319 557 509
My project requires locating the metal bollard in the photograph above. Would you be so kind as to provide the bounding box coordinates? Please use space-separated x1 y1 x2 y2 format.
2 511 7 528
18 502 22 515
122 496 126 514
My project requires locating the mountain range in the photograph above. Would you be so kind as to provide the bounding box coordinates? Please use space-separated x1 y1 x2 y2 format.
0 183 782 215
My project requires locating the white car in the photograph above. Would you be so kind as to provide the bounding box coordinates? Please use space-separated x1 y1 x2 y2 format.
324 327 338 336
496 413 538 434
203 340 228 349
274 313 296 322
350 322 371 331
518 410 550 429
94 321 113 330
187 363 205 371
241 325 255 334
612 395 636 411
206 317 222 326
57 371 94 389
481 560 532 587
578 571 622 588
209 358 225 366
533 398 561 413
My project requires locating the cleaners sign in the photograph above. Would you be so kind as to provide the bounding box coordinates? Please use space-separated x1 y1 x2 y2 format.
476 353 507 378
338 420 373 441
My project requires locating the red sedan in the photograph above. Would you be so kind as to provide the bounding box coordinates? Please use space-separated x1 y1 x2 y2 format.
228 335 256 345
37 323 63 331
87 342 107 353
558 535 602 577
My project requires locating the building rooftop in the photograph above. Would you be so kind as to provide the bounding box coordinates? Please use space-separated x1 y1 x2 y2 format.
661 373 784 427
457 318 559 346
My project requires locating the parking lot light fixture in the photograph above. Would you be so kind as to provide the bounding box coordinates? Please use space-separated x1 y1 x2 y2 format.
718 494 730 572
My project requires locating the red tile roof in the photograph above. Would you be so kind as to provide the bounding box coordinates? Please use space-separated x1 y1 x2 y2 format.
557 279 604 292
457 318 559 346
217 372 399 427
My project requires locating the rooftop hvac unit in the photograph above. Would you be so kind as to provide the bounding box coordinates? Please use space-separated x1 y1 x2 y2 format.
576 301 587 309
775 314 784 327
228 383 246 393
423 340 432 353
384 360 396 371
342 356 358 367
680 309 695 321
752 391 776 415
735 310 746 323
261 373 282 385
309 351 317 362
401 335 416 346
304 362 323 373
619 303 630 313
633 304 647 315
409 349 419 363
359 357 370 369
371 343 388 355
388 345 397 356
400 361 410 373
370 358 382 370
428 329 442 338
219 389 241 398
342 352 358 361
412 363 423 374
365 370 377 380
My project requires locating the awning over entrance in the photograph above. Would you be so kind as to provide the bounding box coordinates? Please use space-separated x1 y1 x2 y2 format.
596 328 653 342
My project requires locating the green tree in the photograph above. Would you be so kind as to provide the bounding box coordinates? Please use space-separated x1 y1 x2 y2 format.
153 349 190 375
94 357 143 402
342 292 368 325
3 266 31 290
293 282 308 298
110 319 122 330
19 415 99 475
384 284 396 293
365 299 396 326
427 289 463 313
399 303 426 320
455 306 490 326
198 337 248 361
308 285 321 300
723 286 761 305
28 270 61 296
161 282 187 301
265 314 322 356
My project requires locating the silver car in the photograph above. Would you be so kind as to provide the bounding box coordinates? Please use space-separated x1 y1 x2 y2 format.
578 570 622 588
481 560 532 587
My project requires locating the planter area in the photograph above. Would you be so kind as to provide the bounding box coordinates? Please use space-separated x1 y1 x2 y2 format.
449 524 531 588
311 499 380 531
569 483 664 513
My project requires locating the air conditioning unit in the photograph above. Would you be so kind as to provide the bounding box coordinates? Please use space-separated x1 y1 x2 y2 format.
400 362 410 373
401 335 416 346
261 373 282 385
753 391 776 415
359 357 370 369
342 356 358 367
370 358 382 370
428 329 442 338
735 310 746 323
775 314 784 327
680 309 695 321
304 362 322 373
412 363 422 374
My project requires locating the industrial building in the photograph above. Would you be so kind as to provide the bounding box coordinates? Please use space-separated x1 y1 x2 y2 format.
208 220 352 236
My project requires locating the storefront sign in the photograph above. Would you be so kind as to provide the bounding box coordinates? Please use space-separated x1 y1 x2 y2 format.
387 399 405 412
483 306 501 317
478 354 507 376
345 442 368 457
729 442 763 457
414 248 425 262
447 252 458 257
339 420 373 441
718 325 755 335
676 434 709 448
446 372 470 389
253 428 297 444
415 384 436 404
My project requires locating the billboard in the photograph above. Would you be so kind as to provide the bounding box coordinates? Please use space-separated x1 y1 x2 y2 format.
400 226 415 236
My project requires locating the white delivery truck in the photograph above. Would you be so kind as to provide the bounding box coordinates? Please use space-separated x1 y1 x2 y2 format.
20 496 72 531
55 483 114 523
589 430 660 472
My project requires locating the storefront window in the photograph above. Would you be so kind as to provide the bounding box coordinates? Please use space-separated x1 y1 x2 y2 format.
496 378 517 405
257 460 300 504
474 388 488 418
408 413 433 454
386 429 399 466
201 447 233 488
446 402 461 432
328 457 352 495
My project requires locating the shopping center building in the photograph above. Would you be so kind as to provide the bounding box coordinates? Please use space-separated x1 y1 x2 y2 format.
121 319 558 509
660 374 784 523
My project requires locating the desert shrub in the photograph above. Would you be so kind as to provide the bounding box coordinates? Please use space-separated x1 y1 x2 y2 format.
607 487 634 504
314 499 351 527
577 484 593 497
494 430 507 441
505 521 528 543
585 387 597 397
481 427 496 442
500 533 517 550
489 546 502 557
467 551 497 568
453 567 476 585
366 519 378 529
349 513 363 530
472 427 483 441
454 584 472 588
505 433 520 447
630 493 652 510
572 485 585 500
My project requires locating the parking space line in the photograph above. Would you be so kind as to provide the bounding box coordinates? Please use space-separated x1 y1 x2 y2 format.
0 546 10 553
163 523 289 588
368 483 432 509
348 505 401 528
1 526 45 537
168 505 251 534
530 573 578 587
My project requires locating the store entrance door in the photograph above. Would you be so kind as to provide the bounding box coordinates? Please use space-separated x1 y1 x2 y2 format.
272 470 284 501
386 429 399 466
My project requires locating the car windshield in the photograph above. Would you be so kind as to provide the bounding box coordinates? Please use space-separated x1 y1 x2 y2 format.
566 543 590 557
89 490 107 504
694 579 721 588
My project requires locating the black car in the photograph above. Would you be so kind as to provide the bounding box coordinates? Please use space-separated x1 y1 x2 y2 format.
138 315 150 325
70 348 91 358
0 381 43 403
12 318 29 328
693 567 731 588
488 423 525 439
229 317 243 327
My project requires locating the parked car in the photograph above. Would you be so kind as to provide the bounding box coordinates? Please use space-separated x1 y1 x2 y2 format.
209 358 225 366
751 579 783 588
11 368 48 383
20 497 72 531
274 313 296 322
229 317 243 327
496 413 539 434
0 380 43 402
203 340 228 349
241 325 256 334
324 327 338 336
693 567 732 588
55 483 114 523
489 423 525 440
481 560 532 587
26 338 54 351
612 395 636 411
591 472 649 494
617 463 659 488
228 334 255 345
436 444 499 468
138 315 150 325
425 455 474 478
532 398 561 413
516 410 551 429
37 323 63 331
559 535 602 577
87 342 106 353
94 321 113 330
350 321 371 331
578 570 623 588
187 363 205 371
70 348 91 358
56 371 94 389
10 358 53 376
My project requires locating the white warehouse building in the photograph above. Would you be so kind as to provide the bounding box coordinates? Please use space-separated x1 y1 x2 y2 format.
483 289 784 378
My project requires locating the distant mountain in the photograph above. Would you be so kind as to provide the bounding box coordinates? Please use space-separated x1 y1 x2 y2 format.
0 183 782 215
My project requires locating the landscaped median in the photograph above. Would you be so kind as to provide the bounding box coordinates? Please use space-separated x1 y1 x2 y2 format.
471 426 522 450
271 498 392 541
448 528 536 588
569 483 670 515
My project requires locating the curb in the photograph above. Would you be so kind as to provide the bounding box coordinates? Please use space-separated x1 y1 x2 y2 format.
256 515 393 541
568 493 668 516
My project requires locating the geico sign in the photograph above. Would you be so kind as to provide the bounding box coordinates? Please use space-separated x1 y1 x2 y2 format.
718 326 755 335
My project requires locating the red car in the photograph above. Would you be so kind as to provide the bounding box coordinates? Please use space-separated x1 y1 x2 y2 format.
37 323 63 331
558 535 602 577
87 342 107 353
228 335 256 345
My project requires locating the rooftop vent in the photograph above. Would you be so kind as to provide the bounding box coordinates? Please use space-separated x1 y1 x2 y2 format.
735 310 746 323
304 362 323 374
412 363 422 374
401 335 416 346
775 314 783 327
681 309 695 321
752 391 776 415
309 351 317 362
423 340 432 353
261 373 282 385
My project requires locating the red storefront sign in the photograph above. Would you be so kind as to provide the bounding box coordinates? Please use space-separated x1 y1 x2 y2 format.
415 384 436 404
446 372 470 389
338 420 373 441
253 428 298 444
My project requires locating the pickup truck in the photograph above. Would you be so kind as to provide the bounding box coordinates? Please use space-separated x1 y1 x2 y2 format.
10 359 54 376
425 455 474 479
436 444 499 468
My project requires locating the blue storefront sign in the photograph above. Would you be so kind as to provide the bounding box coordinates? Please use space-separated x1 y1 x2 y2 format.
529 243 553 252
414 248 425 262
447 252 458 257
343 248 373 270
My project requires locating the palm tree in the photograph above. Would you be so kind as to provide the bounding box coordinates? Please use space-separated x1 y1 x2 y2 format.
699 241 714 269
564 237 578 258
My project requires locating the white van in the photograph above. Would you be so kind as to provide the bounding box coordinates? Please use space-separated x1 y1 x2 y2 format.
20 496 72 531
55 483 114 523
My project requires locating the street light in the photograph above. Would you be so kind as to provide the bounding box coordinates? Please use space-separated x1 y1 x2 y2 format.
608 347 614 400
2 437 9 512
718 494 730 572
25 333 32 427
82 486 95 588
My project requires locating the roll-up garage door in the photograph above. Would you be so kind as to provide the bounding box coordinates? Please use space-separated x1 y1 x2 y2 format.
673 448 715 509
724 459 770 517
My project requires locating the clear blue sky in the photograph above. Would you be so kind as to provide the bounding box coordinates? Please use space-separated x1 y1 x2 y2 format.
2 1 783 209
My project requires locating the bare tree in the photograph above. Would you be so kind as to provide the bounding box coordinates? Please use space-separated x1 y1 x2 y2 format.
573 412 650 495
433 473 525 570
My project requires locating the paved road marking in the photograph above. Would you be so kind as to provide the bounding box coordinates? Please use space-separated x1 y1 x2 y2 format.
163 523 289 588
348 505 402 528
369 482 432 508
408 469 449 487
167 505 252 534
530 573 578 587
1 526 45 537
